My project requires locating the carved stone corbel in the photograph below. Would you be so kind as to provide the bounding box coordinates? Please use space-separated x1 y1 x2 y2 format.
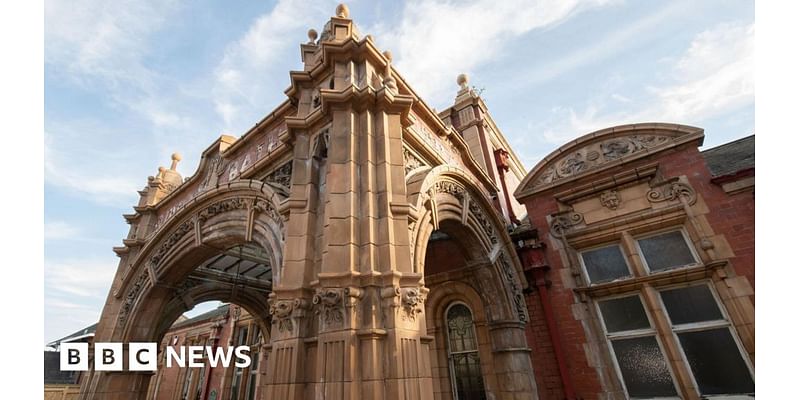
549 210 584 238
647 179 697 205
268 297 309 336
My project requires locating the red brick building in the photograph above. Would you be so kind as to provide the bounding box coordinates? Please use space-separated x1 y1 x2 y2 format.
513 129 754 399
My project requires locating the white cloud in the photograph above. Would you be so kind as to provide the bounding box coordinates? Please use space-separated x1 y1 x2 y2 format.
539 21 754 144
212 0 331 131
44 132 143 205
45 256 117 299
45 0 179 90
366 0 617 106
44 221 81 240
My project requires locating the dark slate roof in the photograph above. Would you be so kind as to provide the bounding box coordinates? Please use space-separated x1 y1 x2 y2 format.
170 304 230 329
47 322 98 348
44 351 80 384
701 135 755 177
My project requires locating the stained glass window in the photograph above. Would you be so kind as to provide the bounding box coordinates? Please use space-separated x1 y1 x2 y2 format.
446 304 486 400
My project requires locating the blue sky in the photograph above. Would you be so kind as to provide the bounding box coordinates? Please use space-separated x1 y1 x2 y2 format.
44 0 754 343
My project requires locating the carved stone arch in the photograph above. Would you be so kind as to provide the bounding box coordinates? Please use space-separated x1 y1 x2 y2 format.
407 166 528 321
110 180 284 343
154 282 272 344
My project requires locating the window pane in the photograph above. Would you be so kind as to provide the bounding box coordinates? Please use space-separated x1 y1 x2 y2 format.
638 231 696 272
677 328 754 395
451 353 486 400
611 336 677 398
660 285 723 325
447 304 478 353
598 296 650 333
581 245 630 283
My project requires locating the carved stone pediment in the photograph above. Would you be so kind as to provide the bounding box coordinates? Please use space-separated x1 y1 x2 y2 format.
515 124 704 199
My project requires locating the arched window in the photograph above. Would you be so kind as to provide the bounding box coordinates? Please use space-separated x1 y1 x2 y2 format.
445 303 486 400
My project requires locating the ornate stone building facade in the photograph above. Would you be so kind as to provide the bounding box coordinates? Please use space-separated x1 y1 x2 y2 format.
77 5 754 400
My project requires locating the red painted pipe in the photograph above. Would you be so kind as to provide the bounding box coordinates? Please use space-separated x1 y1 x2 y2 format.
520 246 577 400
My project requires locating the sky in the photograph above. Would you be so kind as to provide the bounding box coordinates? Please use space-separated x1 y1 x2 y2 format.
43 0 754 343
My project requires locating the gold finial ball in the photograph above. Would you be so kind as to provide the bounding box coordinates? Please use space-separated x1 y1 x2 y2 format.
336 3 350 18
171 153 182 162
308 29 318 42
383 50 393 62
457 73 469 88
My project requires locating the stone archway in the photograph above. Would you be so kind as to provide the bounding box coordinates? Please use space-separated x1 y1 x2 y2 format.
407 166 538 399
79 180 284 400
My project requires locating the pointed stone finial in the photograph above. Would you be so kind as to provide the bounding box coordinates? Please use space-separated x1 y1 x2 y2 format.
336 3 350 18
157 166 166 179
383 50 393 63
170 153 182 171
307 29 318 44
457 73 469 90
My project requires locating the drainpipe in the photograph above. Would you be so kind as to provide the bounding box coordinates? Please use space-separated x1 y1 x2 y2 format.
494 149 521 225
517 239 577 400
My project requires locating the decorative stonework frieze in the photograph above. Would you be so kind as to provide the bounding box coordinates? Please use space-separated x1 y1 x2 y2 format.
647 180 697 205
313 288 344 328
269 298 304 335
498 254 528 323
549 211 584 238
468 200 498 244
312 287 362 330
600 190 621 210
119 270 149 324
149 219 195 268
534 135 672 188
403 148 425 175
265 162 293 191
197 198 247 224
432 180 466 201
400 287 425 322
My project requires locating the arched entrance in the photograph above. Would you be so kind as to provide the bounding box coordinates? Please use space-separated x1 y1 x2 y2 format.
79 181 284 399
407 166 539 399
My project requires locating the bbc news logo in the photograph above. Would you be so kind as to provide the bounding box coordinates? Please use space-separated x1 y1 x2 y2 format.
60 343 251 371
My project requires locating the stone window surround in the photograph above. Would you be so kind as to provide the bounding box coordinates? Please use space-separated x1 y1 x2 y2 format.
592 291 681 399
577 227 701 285
567 219 753 399
227 320 262 400
592 280 754 399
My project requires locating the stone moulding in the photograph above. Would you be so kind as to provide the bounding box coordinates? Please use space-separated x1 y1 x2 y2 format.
647 179 697 205
118 270 149 324
269 298 305 335
515 123 704 200
549 210 585 238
